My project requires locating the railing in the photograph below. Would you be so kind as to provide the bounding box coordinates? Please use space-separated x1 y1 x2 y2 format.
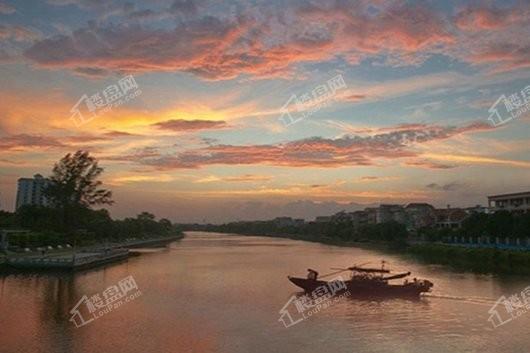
7 249 129 267
412 236 530 251
73 249 128 265
8 257 73 265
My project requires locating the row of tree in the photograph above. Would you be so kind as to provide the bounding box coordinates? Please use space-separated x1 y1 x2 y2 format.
1 151 180 248
419 211 530 241
196 219 409 245
193 210 530 245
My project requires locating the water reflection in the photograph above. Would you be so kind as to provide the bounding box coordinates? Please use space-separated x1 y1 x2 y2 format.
0 232 529 353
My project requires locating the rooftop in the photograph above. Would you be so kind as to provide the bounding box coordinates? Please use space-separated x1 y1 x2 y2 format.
488 191 530 200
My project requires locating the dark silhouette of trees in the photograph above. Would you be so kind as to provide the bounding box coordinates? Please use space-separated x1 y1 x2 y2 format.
44 150 113 230
46 150 113 208
0 151 181 248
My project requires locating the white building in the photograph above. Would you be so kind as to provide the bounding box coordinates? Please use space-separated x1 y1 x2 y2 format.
15 174 50 209
488 191 530 214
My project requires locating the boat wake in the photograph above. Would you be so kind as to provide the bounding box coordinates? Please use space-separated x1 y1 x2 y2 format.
422 292 498 306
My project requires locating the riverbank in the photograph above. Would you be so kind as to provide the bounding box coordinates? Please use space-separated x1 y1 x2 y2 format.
215 231 530 276
222 231 401 251
0 233 184 272
406 243 530 275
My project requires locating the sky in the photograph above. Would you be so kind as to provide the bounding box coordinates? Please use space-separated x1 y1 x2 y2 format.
0 0 529 223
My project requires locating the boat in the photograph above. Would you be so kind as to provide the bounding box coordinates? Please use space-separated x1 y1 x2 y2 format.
288 262 433 298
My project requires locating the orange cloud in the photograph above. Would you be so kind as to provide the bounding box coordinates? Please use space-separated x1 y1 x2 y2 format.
0 134 66 151
404 159 457 170
109 174 175 185
106 121 492 170
423 153 530 169
153 119 228 131
194 174 272 183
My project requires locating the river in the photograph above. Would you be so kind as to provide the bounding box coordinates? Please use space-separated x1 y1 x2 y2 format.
1 231 529 353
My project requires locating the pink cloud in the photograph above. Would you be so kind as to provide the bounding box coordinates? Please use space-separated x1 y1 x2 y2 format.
466 44 530 72
455 5 524 31
343 94 368 102
108 121 492 170
23 1 456 80
0 24 39 42
20 1 530 79
0 2 15 15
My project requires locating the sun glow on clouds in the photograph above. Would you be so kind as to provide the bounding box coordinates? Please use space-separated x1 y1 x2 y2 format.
109 174 175 186
1 0 530 216
423 153 530 169
163 186 430 202
194 174 273 183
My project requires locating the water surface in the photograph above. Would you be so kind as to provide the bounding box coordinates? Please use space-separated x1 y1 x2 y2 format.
1 231 529 353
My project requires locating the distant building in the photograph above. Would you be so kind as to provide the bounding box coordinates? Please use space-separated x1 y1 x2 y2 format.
405 203 436 229
330 211 351 223
375 204 406 224
293 219 305 226
465 205 492 214
314 216 332 223
272 217 305 227
15 174 50 209
273 217 293 227
363 208 378 224
350 210 376 226
488 191 530 214
434 207 468 229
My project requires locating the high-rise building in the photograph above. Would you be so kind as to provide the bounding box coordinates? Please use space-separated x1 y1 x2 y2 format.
15 174 50 209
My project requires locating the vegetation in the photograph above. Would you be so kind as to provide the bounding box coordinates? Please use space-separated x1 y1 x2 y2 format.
191 211 530 275
196 219 409 247
194 211 530 246
1 151 181 249
415 211 530 242
408 244 530 275
44 150 114 231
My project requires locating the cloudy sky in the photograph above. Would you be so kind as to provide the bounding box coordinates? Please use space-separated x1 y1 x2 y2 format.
0 0 529 222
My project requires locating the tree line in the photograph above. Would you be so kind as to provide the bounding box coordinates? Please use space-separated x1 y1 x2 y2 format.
419 211 530 242
0 151 180 248
195 219 409 245
193 210 530 245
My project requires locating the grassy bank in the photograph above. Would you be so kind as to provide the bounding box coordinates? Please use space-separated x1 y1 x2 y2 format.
406 244 530 275
208 229 530 276
232 231 400 251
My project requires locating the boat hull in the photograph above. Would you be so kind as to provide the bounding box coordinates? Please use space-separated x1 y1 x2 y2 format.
288 276 432 298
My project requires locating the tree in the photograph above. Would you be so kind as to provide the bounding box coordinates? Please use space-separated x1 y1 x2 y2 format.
462 213 489 237
137 212 155 221
44 151 113 230
487 211 514 238
15 205 61 231
0 210 16 228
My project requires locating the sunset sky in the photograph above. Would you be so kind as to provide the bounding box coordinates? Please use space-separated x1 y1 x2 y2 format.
1 0 529 222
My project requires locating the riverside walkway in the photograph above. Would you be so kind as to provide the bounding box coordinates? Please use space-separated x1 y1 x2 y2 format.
1 234 183 271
